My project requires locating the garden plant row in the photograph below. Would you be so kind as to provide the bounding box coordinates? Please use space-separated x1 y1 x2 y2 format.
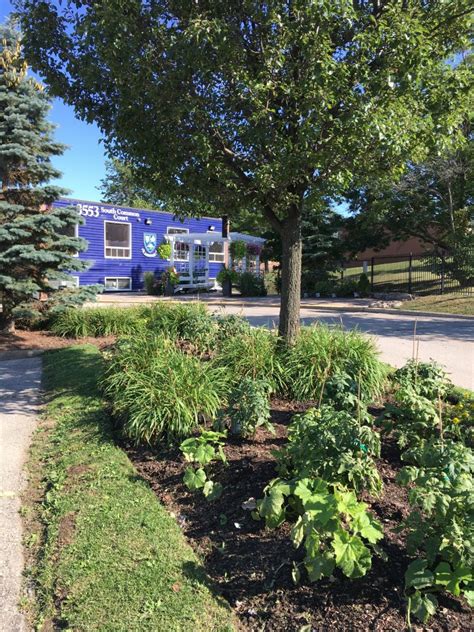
51 304 474 629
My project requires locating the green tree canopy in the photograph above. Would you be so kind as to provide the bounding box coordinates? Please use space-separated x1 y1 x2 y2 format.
0 23 95 330
15 0 473 341
346 120 473 254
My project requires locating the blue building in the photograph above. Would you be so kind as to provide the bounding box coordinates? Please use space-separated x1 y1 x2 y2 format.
54 198 264 291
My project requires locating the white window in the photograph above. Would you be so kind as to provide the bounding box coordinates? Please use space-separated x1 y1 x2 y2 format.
48 276 79 289
104 221 131 258
104 277 132 291
207 232 225 262
167 227 189 261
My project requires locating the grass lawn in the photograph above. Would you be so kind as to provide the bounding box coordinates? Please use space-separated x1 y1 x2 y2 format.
399 293 474 315
344 258 465 295
22 345 234 631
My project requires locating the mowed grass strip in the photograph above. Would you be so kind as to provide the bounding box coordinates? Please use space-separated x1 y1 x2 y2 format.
398 293 474 315
24 345 234 632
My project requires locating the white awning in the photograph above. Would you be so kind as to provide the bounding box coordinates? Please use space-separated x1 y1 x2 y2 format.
165 232 229 245
165 231 265 245
229 232 266 245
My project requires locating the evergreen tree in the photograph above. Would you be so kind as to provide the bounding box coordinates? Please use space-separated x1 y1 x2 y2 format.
0 24 93 331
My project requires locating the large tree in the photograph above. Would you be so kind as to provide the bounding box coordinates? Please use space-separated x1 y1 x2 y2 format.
0 23 93 331
346 123 473 254
16 1 472 342
99 158 164 210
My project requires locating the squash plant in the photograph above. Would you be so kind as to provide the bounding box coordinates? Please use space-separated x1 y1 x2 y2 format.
180 430 227 501
397 440 474 623
256 477 384 583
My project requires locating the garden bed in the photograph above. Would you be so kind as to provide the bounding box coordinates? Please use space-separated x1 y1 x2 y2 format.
125 399 472 632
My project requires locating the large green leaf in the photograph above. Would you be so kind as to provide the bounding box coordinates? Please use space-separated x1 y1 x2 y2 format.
195 443 216 465
408 591 438 623
435 562 473 596
405 559 434 590
203 480 223 502
305 551 335 582
183 467 207 491
258 487 285 528
352 512 384 544
332 530 372 578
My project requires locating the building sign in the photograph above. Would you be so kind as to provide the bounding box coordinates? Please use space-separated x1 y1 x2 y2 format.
142 232 158 257
76 203 141 222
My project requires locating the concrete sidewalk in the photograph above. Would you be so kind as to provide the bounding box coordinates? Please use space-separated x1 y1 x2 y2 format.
0 357 42 632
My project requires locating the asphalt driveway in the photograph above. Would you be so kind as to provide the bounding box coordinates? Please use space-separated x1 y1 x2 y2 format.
212 304 473 390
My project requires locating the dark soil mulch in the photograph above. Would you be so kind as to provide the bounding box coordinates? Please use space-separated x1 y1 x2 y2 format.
0 329 115 352
125 399 473 632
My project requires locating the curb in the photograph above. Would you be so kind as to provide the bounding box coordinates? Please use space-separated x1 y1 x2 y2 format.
94 295 474 321
0 349 44 362
202 300 474 321
298 305 474 321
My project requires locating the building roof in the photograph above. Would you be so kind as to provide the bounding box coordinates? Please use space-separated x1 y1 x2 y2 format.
56 197 222 222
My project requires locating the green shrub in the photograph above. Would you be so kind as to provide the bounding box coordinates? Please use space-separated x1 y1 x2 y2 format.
397 439 474 623
336 279 358 297
212 327 282 389
358 273 371 295
214 314 251 344
277 405 382 496
217 377 272 437
383 386 440 450
50 306 146 337
393 360 451 400
103 334 228 444
280 325 387 403
237 271 267 297
143 271 159 295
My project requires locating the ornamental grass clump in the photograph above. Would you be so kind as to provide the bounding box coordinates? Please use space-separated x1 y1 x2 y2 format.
102 334 228 445
212 327 282 390
280 325 387 403
50 306 146 337
146 302 217 351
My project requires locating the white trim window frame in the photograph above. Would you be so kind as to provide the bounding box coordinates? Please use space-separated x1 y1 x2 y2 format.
207 231 225 262
166 226 189 261
104 221 132 259
104 276 132 291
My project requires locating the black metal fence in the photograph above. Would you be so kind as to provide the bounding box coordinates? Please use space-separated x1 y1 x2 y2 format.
343 252 474 296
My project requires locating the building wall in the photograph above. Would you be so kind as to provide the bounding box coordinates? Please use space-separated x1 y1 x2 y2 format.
54 198 224 290
351 236 432 263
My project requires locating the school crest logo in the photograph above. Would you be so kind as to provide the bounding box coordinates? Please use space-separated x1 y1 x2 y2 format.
142 232 157 257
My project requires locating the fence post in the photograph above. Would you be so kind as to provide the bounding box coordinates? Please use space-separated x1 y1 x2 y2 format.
370 257 375 292
441 254 445 295
408 253 413 294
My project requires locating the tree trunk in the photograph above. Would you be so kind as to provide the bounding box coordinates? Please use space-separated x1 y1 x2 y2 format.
278 212 302 344
0 294 15 333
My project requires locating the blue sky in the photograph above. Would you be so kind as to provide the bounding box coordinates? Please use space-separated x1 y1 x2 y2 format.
1 1 107 201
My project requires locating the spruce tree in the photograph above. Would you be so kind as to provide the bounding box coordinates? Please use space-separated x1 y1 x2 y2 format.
0 24 92 331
